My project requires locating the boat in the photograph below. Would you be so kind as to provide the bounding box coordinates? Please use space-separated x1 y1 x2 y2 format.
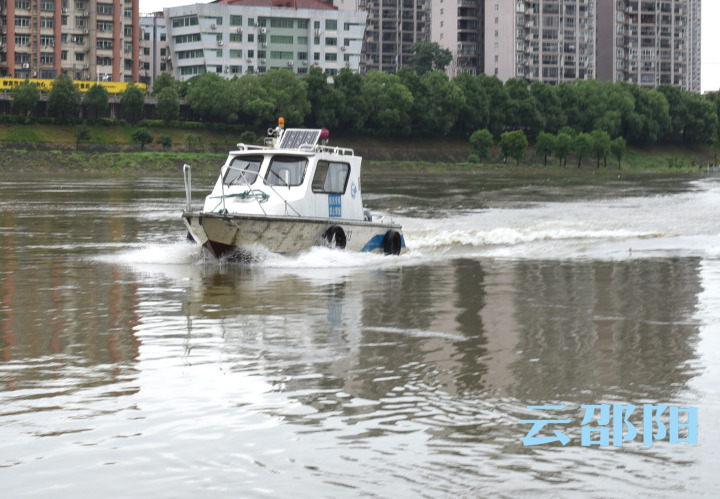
182 119 406 259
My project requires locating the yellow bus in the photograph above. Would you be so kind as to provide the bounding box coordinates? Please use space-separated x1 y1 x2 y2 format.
0 78 147 94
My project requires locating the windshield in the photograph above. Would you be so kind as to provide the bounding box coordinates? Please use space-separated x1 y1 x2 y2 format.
264 155 308 187
223 155 263 186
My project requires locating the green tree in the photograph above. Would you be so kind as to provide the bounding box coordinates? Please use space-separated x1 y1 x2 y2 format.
554 132 574 167
305 66 341 129
535 132 556 166
624 86 670 144
233 74 275 128
558 125 578 138
158 133 172 151
186 72 238 122
156 86 180 121
407 41 453 75
590 129 611 168
10 79 40 117
361 70 414 136
656 84 686 141
453 72 489 135
47 74 82 120
151 73 180 97
131 127 154 150
74 124 91 150
504 78 544 136
185 134 202 151
530 81 565 134
262 69 310 126
478 74 509 137
610 136 627 169
556 82 581 132
469 129 494 162
574 132 592 168
681 92 718 144
83 83 109 121
333 68 368 131
120 83 146 123
399 69 464 135
500 130 528 165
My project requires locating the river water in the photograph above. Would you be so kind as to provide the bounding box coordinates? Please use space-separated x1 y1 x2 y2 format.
1 167 720 497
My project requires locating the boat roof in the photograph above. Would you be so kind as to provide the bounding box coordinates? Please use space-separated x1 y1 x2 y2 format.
234 127 356 157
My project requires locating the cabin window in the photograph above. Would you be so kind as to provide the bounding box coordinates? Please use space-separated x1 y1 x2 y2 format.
224 155 263 186
312 161 350 194
265 156 307 187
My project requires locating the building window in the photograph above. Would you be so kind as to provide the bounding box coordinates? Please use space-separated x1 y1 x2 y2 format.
271 35 293 44
174 33 201 44
270 51 293 60
97 21 113 32
172 16 199 28
230 15 242 26
15 16 30 27
178 49 203 59
325 53 337 61
297 36 307 45
40 0 54 9
97 3 113 15
270 19 293 29
97 38 113 50
326 37 337 46
326 20 337 30
180 65 206 76
15 0 30 9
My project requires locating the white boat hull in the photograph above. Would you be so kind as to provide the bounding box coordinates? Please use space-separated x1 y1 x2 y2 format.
183 211 405 259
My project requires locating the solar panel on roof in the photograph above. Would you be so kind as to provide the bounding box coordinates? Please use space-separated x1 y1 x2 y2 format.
278 129 322 150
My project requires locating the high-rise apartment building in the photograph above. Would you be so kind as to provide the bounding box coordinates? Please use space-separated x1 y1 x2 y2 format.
487 0 597 83
0 0 140 82
597 0 701 92
359 0 429 73
431 0 484 76
485 0 700 92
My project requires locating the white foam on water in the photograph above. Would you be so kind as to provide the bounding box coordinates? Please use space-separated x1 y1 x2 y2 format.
96 176 720 269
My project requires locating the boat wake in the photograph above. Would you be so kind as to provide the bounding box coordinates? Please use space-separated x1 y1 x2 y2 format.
98 177 720 270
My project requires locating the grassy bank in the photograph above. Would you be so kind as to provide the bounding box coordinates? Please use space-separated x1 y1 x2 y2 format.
0 122 715 174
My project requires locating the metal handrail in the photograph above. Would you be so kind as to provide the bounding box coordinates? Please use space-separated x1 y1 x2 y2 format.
183 164 192 211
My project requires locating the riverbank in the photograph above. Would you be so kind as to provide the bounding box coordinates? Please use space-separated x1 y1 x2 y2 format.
0 122 715 174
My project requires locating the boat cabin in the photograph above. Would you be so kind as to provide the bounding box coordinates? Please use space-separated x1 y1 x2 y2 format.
203 127 365 221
